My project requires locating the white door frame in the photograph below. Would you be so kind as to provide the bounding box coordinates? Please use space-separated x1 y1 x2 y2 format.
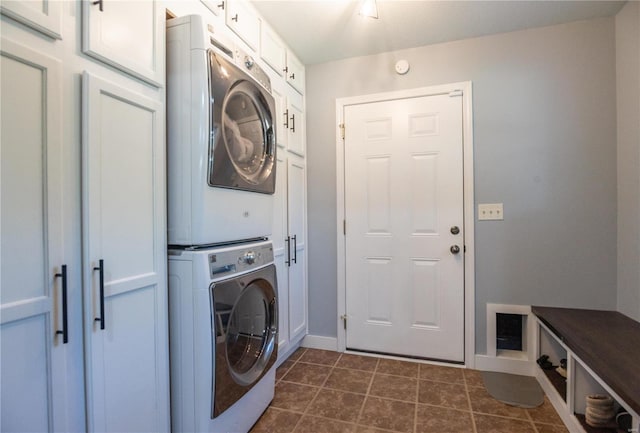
335 81 475 367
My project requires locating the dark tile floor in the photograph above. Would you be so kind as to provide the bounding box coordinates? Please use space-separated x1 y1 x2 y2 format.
251 348 568 433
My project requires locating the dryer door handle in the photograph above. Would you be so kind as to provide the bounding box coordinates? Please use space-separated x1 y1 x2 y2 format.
266 126 275 159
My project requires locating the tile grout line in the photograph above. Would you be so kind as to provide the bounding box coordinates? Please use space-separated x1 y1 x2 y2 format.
284 347 309 432
354 356 380 428
414 364 421 433
525 407 541 433
278 346 306 383
464 371 479 433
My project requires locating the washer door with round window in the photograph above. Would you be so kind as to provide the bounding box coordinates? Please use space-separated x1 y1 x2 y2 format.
208 50 276 195
211 264 278 418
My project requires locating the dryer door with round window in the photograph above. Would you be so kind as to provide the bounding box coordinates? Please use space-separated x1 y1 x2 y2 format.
208 50 276 194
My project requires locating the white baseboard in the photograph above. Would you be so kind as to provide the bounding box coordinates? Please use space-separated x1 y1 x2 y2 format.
474 354 536 376
301 335 338 351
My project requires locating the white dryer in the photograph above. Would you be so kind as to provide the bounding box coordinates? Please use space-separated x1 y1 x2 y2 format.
169 240 277 433
167 15 276 246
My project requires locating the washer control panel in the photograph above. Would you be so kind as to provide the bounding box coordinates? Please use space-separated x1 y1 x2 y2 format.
208 242 273 279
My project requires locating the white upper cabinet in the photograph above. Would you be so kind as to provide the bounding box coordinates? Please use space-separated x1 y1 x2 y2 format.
285 50 305 94
226 0 259 50
271 80 288 149
82 0 163 87
287 95 305 156
200 0 223 16
260 23 285 77
0 0 62 39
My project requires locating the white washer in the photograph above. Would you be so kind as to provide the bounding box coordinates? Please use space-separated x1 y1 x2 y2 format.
169 240 277 433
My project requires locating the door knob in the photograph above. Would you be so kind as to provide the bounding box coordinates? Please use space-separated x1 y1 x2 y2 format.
450 226 460 235
450 245 460 254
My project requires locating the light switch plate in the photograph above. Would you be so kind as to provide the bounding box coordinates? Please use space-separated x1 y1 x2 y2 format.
478 203 504 220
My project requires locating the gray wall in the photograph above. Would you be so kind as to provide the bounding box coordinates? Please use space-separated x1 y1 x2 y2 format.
306 17 619 354
616 1 640 321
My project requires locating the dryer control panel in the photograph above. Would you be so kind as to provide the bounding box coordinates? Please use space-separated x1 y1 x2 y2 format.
235 46 271 93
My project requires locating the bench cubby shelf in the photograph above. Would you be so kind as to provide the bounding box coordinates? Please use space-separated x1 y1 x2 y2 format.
533 307 640 433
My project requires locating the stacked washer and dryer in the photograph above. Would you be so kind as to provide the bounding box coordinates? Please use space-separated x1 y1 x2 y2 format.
166 15 279 433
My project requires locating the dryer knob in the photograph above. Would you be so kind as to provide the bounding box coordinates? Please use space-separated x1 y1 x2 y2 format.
244 56 254 69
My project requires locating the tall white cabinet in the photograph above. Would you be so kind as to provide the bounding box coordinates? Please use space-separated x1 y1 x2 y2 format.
0 1 169 431
0 37 76 433
272 140 308 359
262 24 308 361
82 73 169 432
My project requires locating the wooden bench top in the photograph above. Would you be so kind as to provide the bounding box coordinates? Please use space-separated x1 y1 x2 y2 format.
532 306 640 416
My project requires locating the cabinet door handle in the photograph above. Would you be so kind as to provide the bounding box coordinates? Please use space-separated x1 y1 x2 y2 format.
283 66 289 74
292 235 297 264
284 236 291 267
283 109 289 129
231 13 238 22
55 265 69 344
93 259 105 330
290 73 295 80
290 113 295 133
217 1 224 9
92 0 103 12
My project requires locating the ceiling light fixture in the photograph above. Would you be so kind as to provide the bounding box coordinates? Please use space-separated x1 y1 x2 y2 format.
359 0 378 19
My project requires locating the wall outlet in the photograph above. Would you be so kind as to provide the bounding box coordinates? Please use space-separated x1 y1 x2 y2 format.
478 203 504 220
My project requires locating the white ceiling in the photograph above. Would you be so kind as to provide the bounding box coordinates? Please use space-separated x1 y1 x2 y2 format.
251 0 626 65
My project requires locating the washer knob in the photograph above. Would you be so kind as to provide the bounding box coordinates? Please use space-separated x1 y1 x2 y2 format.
244 56 254 69
243 251 256 264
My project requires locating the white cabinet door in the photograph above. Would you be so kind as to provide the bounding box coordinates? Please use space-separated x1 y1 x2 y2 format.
285 51 305 95
0 0 62 39
200 0 222 16
273 154 307 359
287 96 305 157
82 72 170 433
287 157 307 342
260 23 285 77
273 150 290 358
226 0 259 50
82 0 163 87
1 38 80 432
271 81 288 149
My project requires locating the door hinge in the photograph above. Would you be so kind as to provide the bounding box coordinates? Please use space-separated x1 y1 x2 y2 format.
449 89 463 97
341 314 347 330
339 123 345 140
343 219 346 235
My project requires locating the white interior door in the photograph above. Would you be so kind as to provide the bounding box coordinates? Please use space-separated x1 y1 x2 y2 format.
344 92 465 362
